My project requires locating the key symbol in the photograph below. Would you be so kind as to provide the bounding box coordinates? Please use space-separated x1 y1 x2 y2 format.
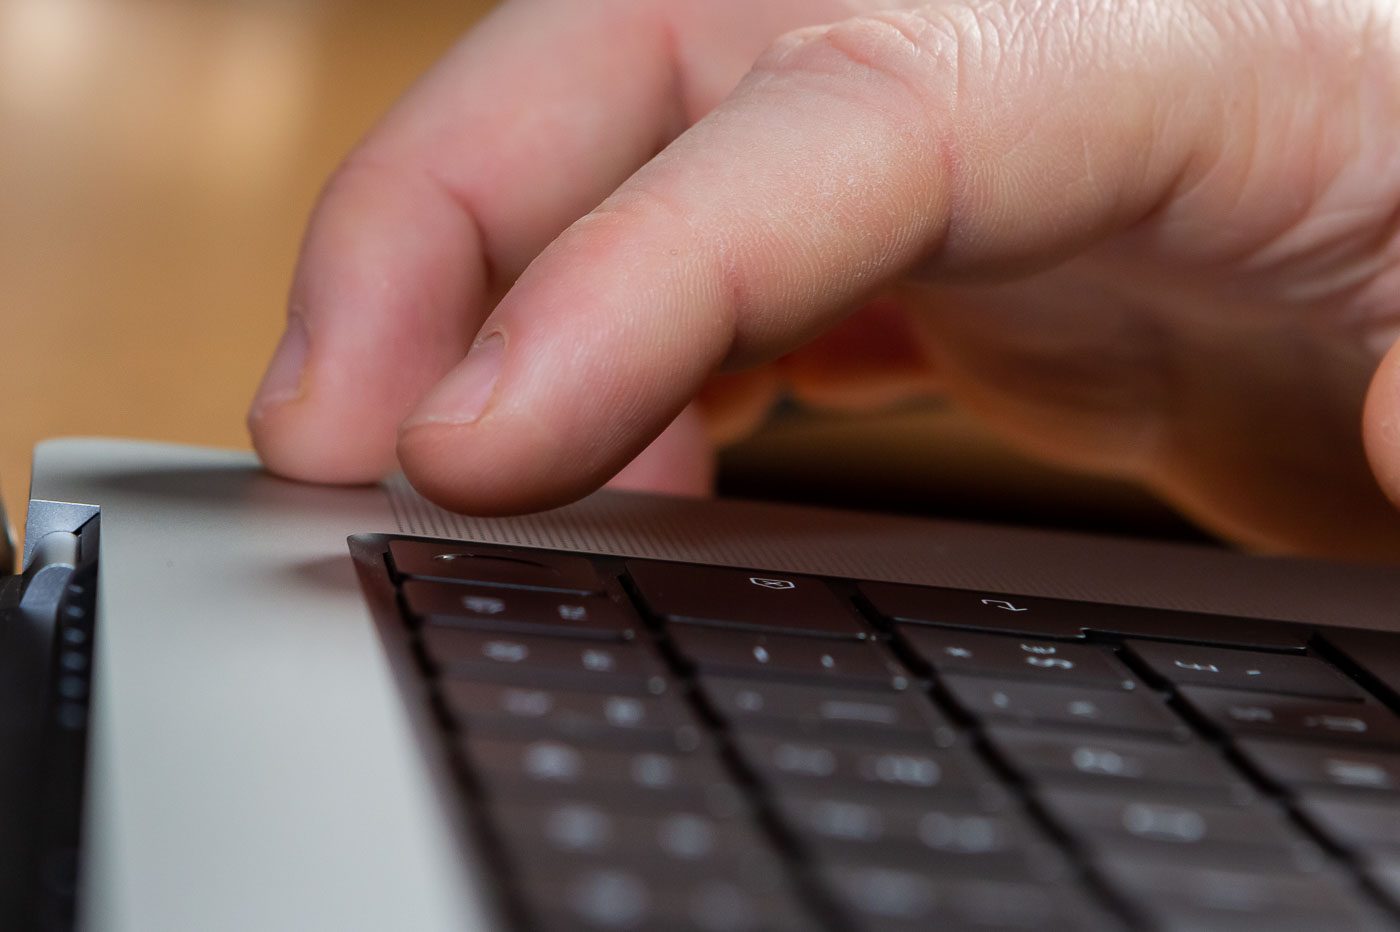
523 742 580 781
1072 747 1138 777
463 595 506 615
1068 700 1100 719
1173 660 1221 674
557 604 588 621
1305 715 1367 733
1228 705 1274 723
1020 644 1058 655
581 649 616 672
750 577 796 590
1325 759 1390 788
1026 656 1074 670
981 599 1028 612
483 640 528 663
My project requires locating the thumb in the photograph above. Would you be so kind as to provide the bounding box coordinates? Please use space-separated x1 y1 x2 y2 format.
398 2 1230 514
1365 336 1400 509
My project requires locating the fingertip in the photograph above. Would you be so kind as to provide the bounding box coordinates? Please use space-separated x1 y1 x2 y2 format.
250 397 399 486
396 418 603 516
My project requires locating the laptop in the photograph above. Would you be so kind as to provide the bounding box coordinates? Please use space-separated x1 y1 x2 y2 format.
14 435 1400 930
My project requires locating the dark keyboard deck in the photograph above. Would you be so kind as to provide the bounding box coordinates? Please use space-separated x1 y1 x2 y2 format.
364 536 1400 931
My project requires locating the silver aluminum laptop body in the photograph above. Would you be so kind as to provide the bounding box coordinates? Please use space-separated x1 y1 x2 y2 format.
22 437 1400 932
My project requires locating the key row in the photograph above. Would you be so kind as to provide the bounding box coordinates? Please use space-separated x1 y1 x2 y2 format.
422 627 1400 767
391 540 1387 665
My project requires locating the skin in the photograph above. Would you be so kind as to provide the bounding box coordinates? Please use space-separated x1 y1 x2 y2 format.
248 0 1400 561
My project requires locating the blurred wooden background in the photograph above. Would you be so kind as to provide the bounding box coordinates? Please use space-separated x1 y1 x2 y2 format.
1 0 493 525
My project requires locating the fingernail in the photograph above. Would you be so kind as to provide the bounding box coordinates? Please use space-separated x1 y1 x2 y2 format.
407 332 506 427
251 316 310 417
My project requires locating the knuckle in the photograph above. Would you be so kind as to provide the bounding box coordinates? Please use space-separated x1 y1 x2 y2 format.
757 9 970 107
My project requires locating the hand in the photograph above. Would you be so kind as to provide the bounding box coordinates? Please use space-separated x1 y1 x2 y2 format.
248 0 1400 560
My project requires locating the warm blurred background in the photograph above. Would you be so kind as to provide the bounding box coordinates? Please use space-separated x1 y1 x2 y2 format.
2 0 489 516
0 0 1200 546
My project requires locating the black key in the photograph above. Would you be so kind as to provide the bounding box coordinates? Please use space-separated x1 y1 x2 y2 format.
1179 686 1400 748
1363 856 1400 912
861 582 1088 639
402 580 637 640
986 726 1254 802
1237 739 1400 794
860 582 1309 650
899 628 1136 689
437 680 698 748
464 736 740 811
778 795 1062 880
528 868 812 932
701 677 954 743
824 866 1107 931
669 627 908 687
1126 641 1362 700
496 798 769 864
1319 628 1400 703
1296 792 1400 854
627 561 867 638
1038 787 1319 869
1079 611 1310 653
1096 859 1380 932
388 539 602 593
735 734 999 801
941 675 1191 739
422 628 669 694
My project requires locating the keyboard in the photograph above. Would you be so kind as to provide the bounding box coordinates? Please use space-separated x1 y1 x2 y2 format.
361 535 1400 931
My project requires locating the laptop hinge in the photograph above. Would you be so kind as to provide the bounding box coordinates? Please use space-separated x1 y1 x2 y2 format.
22 500 100 569
18 531 80 620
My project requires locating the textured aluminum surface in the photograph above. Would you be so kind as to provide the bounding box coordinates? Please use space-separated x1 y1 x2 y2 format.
384 476 1400 630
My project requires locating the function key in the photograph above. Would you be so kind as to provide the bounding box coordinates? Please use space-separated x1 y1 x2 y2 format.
388 539 603 593
1125 641 1363 700
986 726 1254 803
1178 687 1400 748
401 580 637 640
627 562 868 638
1318 628 1400 703
860 582 1310 650
941 675 1191 740
1079 611 1310 653
860 583 1086 639
669 627 907 688
1237 738 1400 794
701 677 954 744
437 680 698 749
898 628 1136 689
421 628 669 694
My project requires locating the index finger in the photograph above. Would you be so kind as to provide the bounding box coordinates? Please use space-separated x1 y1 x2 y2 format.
248 0 682 482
